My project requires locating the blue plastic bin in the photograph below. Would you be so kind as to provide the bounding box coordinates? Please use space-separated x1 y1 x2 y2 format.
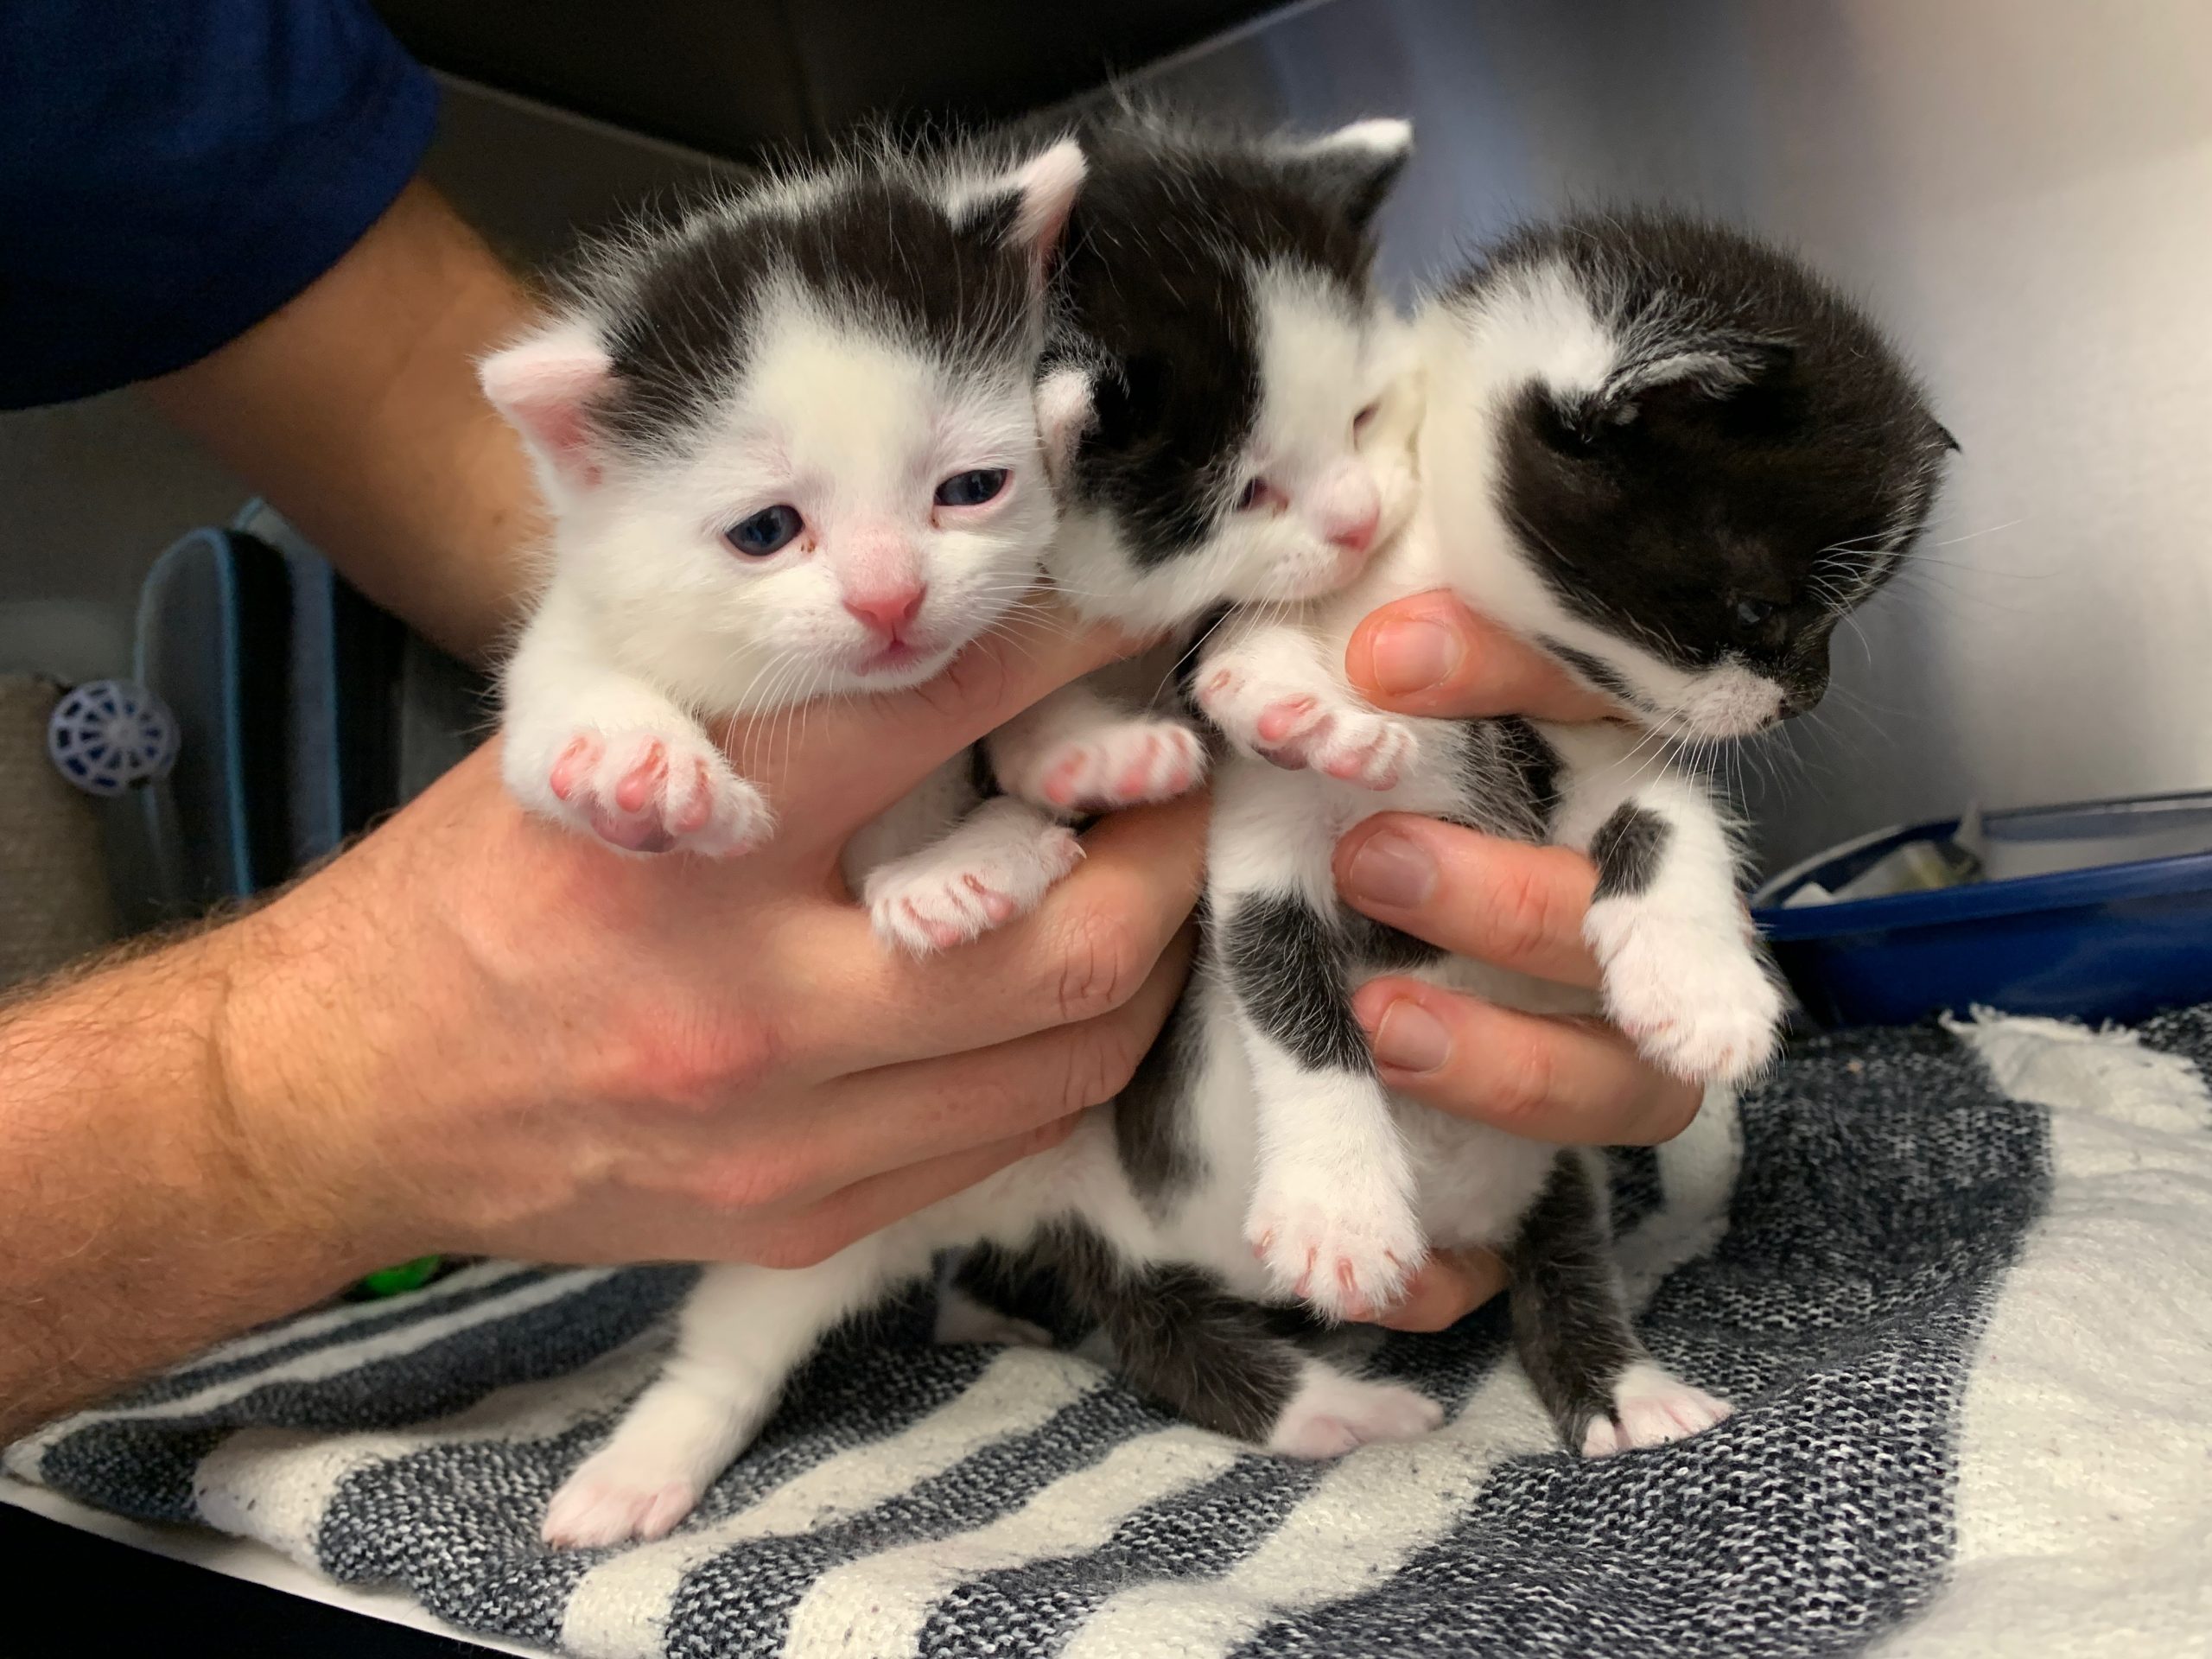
1751 791 2212 1028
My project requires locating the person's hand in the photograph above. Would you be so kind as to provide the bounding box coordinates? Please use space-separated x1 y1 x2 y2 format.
1342 591 1701 1332
214 608 1205 1274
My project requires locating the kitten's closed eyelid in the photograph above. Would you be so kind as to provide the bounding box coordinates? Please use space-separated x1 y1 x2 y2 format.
1236 478 1287 513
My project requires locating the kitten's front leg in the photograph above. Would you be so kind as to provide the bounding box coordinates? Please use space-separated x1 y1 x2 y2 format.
862 796 1083 956
1545 727 1787 1085
503 590 772 857
1194 620 1416 791
988 678 1207 814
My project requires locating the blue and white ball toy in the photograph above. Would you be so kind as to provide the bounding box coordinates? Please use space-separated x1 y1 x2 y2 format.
48 678 180 798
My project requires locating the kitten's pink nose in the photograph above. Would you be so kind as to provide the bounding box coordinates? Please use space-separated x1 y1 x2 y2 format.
1318 474 1382 555
1328 508 1379 554
844 584 926 640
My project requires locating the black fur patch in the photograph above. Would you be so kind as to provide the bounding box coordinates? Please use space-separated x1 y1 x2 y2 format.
582 168 1036 451
1008 1220 1304 1443
1054 121 1402 565
1446 716 1560 842
1338 909 1447 972
1217 892 1372 1074
1535 638 1657 720
1590 803 1669 901
1456 211 1953 707
1507 1152 1648 1447
1114 994 1205 1212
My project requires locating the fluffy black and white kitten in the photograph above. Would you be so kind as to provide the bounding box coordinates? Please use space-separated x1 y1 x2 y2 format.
1187 211 1955 1443
531 117 1433 1548
858 112 1421 953
489 137 1086 859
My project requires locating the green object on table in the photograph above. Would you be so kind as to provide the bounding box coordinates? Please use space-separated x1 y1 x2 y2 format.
355 1255 444 1298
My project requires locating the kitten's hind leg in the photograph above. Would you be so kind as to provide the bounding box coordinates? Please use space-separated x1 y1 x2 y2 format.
1217 888 1425 1321
1036 1223 1440 1454
988 679 1207 814
543 1239 906 1547
1508 1152 1730 1458
862 796 1082 956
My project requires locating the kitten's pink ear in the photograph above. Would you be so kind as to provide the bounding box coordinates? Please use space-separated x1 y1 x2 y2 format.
1036 364 1096 489
959 137 1088 287
478 324 613 488
1278 118 1413 238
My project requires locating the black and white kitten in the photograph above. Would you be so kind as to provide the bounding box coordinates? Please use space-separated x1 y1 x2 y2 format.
532 118 1434 1548
1187 212 1955 1444
489 137 1086 860
858 112 1421 953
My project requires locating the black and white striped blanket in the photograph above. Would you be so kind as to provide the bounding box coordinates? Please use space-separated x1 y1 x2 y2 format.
11 1006 2212 1657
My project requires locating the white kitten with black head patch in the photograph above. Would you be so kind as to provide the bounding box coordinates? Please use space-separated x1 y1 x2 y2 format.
486 137 1084 859
862 113 1423 954
1194 211 1952 1451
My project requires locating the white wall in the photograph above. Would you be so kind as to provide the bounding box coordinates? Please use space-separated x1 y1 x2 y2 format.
1134 0 2212 869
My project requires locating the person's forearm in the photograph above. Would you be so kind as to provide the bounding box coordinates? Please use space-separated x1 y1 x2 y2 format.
143 179 543 664
0 935 372 1445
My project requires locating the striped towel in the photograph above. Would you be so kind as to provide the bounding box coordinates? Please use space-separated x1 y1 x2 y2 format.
11 1005 2212 1657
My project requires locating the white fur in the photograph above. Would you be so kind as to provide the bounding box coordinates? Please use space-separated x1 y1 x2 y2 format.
1266 1360 1444 1459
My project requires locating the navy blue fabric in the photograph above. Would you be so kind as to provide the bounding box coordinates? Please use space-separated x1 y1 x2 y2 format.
0 0 438 409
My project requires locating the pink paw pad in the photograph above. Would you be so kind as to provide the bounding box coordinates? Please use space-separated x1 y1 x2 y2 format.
549 735 599 802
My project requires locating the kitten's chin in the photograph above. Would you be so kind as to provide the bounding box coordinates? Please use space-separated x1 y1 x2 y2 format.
846 639 959 687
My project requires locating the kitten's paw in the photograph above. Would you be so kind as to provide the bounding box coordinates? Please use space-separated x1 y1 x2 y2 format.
1195 669 1411 787
1586 904 1786 1085
1307 707 1420 791
543 1455 708 1549
541 1378 764 1547
1248 1176 1424 1323
531 724 772 857
864 823 1082 955
1268 1370 1444 1459
1580 1362 1732 1458
1014 718 1207 812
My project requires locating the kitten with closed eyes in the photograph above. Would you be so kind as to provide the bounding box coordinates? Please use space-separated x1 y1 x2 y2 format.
858 111 1423 954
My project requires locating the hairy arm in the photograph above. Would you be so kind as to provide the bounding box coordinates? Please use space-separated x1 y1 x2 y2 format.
142 178 543 664
0 934 369 1446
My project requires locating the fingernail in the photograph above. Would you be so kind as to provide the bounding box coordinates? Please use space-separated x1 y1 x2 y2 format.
1368 617 1463 695
1370 998 1452 1073
1341 829 1435 909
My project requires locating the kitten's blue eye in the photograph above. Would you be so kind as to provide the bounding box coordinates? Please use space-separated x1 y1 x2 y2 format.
935 468 1008 508
726 505 803 557
1734 597 1778 629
